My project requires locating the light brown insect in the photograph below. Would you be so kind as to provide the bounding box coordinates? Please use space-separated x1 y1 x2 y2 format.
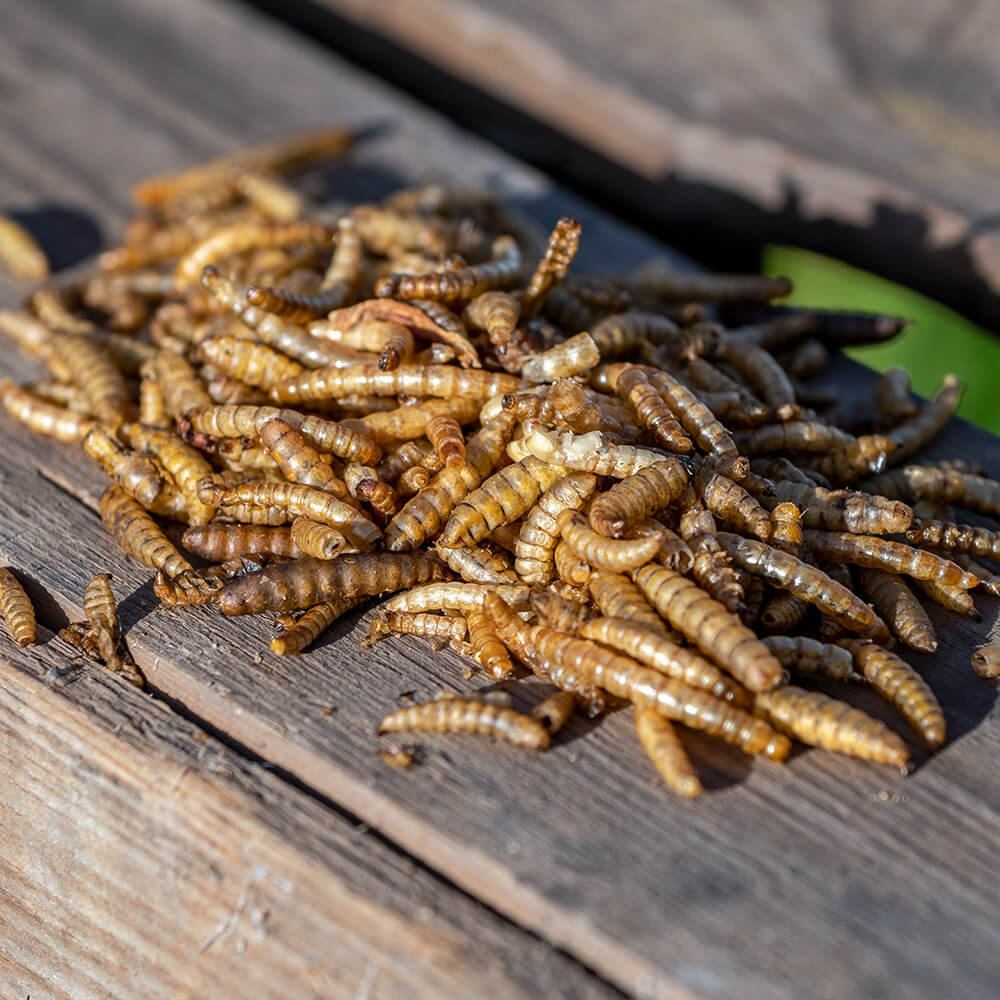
0 213 48 280
84 427 165 509
675 493 745 613
837 639 946 749
380 582 530 616
971 643 1000 679
181 523 302 562
760 636 857 682
99 486 192 578
632 262 790 303
758 592 809 634
378 696 550 751
0 379 98 442
805 434 896 483
463 291 521 347
425 414 466 468
633 563 783 692
754 685 909 771
695 467 770 540
874 368 919 427
716 532 890 642
553 540 593 587
803 530 978 590
83 573 138 683
270 595 367 655
531 690 577 735
766 480 913 535
465 610 516 680
519 332 601 384
519 216 581 320
363 610 469 647
0 567 36 646
154 557 265 607
289 516 348 560
195 336 304 389
559 510 661 573
634 708 703 798
586 460 691 539
588 571 670 636
613 365 693 453
857 568 937 654
258 418 349 497
343 464 400 518
905 517 1000 562
152 350 213 420
767 501 803 552
885 375 964 464
915 579 978 618
434 542 519 585
217 553 448 615
581 617 749 706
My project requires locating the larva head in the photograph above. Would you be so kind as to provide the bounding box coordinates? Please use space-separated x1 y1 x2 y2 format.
763 732 792 763
524 425 558 462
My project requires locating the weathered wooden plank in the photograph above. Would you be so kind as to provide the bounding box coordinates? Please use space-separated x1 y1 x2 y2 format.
2 1 1000 999
307 0 1000 329
0 629 619 1000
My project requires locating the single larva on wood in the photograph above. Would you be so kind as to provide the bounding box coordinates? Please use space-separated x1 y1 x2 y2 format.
270 595 366 655
0 567 36 646
971 643 1000 679
378 697 550 751
634 708 703 798
363 611 469 648
465 609 516 680
154 557 265 607
83 573 143 687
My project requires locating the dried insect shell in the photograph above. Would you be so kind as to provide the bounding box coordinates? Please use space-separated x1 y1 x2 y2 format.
270 595 367 655
290 516 349 559
83 573 139 684
364 611 469 647
767 480 912 535
0 567 36 646
526 427 672 480
154 557 265 607
857 568 937 654
258 418 349 496
531 690 577 735
885 375 963 464
520 216 581 320
465 610 515 680
695 467 770 540
588 571 670 635
633 564 782 692
971 643 1000 679
99 486 192 578
434 542 519 585
634 708 703 798
378 697 550 751
837 640 946 749
217 553 448 615
755 685 909 770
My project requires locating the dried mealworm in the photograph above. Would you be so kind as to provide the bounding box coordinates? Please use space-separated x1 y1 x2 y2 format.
378 697 549 750
0 567 35 646
758 592 809 635
634 708 703 798
463 291 521 346
767 501 803 552
152 350 212 420
554 539 592 587
195 336 304 389
531 690 577 735
217 553 448 615
613 365 693 453
154 557 265 607
588 460 691 538
514 472 597 583
971 643 1000 679
258 418 349 496
559 510 661 573
857 568 937 654
905 517 1000 562
875 368 919 427
0 214 48 280
435 541 519 585
695 467 770 540
363 611 468 647
99 486 192 578
465 609 516 680
760 636 857 682
84 427 165 509
520 217 581 320
766 480 913 535
915 579 978 618
755 685 909 770
529 590 592 634
885 375 964 465
381 582 530 616
0 379 97 442
519 333 601 382
837 640 946 749
290 516 349 559
588 571 670 635
181 523 302 562
426 414 466 468
270 595 366 655
343 464 400 517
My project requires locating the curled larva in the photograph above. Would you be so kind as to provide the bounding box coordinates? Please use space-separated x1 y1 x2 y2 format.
559 510 661 573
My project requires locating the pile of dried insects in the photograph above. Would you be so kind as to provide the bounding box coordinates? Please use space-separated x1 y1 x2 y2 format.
2 127 998 796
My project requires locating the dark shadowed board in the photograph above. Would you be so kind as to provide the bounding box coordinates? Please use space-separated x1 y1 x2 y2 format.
310 0 1000 329
1 0 1000 998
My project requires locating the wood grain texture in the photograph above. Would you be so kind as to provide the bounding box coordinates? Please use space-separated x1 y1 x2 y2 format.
314 0 1000 328
0 629 617 1000
1 1 999 998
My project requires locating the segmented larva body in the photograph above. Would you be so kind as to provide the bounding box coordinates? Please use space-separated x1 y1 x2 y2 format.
0 567 36 646
546 378 602 433
0 379 97 442
200 479 380 550
381 582 531 615
875 368 919 427
530 590 592 634
354 397 480 446
779 338 829 379
151 350 213 420
385 416 515 551
290 516 348 559
154 557 265 606
587 312 679 358
441 456 568 548
259 418 348 497
767 502 803 553
514 473 597 583
426 414 466 468
229 167 304 221
100 486 192 578
343 464 399 518
270 362 520 406
559 510 661 573
734 421 855 455
886 375 964 464
581 617 749 706
634 708 703 798
463 291 521 346
857 568 937 654
675 495 744 613
435 542 519 585
760 636 856 682
758 592 809 634
491 600 787 758
218 552 449 615
905 518 1000 561
898 466 1000 518
716 533 890 642
84 427 165 509
803 530 978 590
318 215 363 294
634 521 694 572
310 317 413 357
588 460 691 538
971 643 1000 679
364 611 469 647
714 338 798 420
531 690 577 735
174 219 335 286
182 523 302 561
139 376 170 429
82 573 122 670
0 213 49 280
588 572 670 635
122 423 216 525
375 235 522 302
837 639 946 749
633 262 790 303
755 686 910 770
695 468 770 541
195 336 304 389
378 697 550 751
55 335 128 426
633 564 783 692
805 434 895 483
767 480 913 535
554 539 592 587
915 579 977 617
525 426 666 479
612 366 693 453
519 332 601 383
520 216 581 320
271 595 366 656
465 609 515 680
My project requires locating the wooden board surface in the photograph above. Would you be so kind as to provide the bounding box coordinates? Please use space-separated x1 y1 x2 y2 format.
2 1 1000 998
308 0 1000 329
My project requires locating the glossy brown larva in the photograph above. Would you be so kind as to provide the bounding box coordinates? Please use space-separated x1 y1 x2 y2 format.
0 567 36 646
634 708 703 798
